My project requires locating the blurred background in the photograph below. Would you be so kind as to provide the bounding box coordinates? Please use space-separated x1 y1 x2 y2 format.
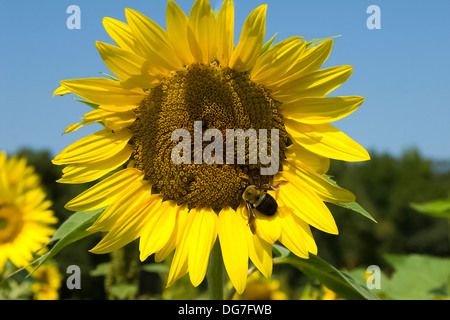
1 0 449 299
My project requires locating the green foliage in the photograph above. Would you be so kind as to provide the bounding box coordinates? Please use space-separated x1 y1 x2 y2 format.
73 98 99 109
306 35 341 48
0 263 33 300
411 196 450 219
317 149 450 270
383 254 450 300
324 175 377 223
347 254 450 300
273 245 379 300
260 33 277 55
30 210 103 273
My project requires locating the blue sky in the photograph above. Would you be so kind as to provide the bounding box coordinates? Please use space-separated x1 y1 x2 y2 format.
1 0 449 161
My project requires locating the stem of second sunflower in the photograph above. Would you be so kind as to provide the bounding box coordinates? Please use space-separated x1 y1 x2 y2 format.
207 240 224 300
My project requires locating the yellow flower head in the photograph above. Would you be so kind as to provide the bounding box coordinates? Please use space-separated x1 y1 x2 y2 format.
53 0 369 294
0 152 57 272
30 263 62 300
234 271 287 300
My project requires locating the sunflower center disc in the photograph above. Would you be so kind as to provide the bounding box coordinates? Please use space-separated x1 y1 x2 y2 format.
0 204 25 245
130 63 288 210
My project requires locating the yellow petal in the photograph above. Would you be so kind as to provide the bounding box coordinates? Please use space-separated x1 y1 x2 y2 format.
166 0 194 65
96 41 159 88
60 78 146 106
52 86 71 97
270 39 333 89
273 65 353 102
218 206 248 295
57 144 133 184
278 206 317 258
154 233 176 263
254 208 281 244
62 109 103 134
64 168 143 212
167 209 196 287
284 141 330 175
188 207 218 287
63 108 136 134
285 120 371 162
99 109 136 131
97 104 136 113
88 180 154 233
154 204 188 263
281 96 365 124
229 5 267 72
282 160 356 203
251 37 305 85
216 0 235 67
278 180 338 235
89 192 160 254
139 200 178 261
125 8 182 74
187 0 217 64
247 229 272 279
102 17 136 53
53 128 132 165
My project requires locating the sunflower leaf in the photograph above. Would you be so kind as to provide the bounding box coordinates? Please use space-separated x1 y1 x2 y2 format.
275 253 380 300
335 201 377 223
411 197 450 219
306 35 341 48
73 98 100 109
324 175 377 223
99 72 120 81
141 263 170 274
380 254 450 300
28 209 103 274
260 33 277 55
272 243 290 259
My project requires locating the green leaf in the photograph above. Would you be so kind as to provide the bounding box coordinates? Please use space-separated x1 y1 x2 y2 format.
30 209 103 273
108 284 138 300
260 33 277 55
90 262 111 277
141 263 170 274
213 9 220 20
324 175 377 223
275 253 380 300
382 254 450 300
334 201 377 223
272 243 290 259
73 98 99 109
345 267 389 296
306 35 341 48
100 72 120 81
411 197 450 218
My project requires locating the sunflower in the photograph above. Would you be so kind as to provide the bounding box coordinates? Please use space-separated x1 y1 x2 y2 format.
53 0 369 294
29 263 62 300
0 152 57 272
232 271 287 300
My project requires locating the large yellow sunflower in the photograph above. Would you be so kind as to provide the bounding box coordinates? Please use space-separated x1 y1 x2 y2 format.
53 0 369 294
0 152 57 272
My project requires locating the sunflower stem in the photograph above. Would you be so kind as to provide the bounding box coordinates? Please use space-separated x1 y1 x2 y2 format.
207 240 224 300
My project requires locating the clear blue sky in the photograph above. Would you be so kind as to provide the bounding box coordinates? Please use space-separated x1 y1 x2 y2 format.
1 0 449 161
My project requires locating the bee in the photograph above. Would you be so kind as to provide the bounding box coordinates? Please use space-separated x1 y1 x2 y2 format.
242 180 288 234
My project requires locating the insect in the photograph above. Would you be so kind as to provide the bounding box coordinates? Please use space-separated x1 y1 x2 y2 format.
242 180 288 234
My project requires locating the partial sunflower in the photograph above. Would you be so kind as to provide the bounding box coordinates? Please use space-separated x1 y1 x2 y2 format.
53 0 369 294
29 263 62 300
232 271 287 300
0 152 57 272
